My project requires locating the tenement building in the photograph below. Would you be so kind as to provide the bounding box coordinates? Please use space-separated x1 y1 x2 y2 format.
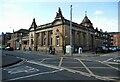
28 7 111 53
109 32 120 46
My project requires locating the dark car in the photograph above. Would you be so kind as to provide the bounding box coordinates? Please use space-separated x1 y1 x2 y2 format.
0 46 5 50
95 46 109 53
116 46 120 51
5 46 14 51
106 46 117 52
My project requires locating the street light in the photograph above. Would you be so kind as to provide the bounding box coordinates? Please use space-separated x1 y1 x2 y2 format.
70 5 73 56
20 33 22 50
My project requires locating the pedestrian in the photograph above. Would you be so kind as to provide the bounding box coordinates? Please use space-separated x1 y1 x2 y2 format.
95 47 98 54
63 46 66 55
23 46 26 51
29 47 31 51
49 46 52 54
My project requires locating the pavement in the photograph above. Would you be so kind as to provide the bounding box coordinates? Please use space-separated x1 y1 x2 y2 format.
19 50 101 57
65 51 101 57
2 54 22 68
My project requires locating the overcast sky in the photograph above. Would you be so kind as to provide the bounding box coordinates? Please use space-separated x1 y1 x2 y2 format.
0 0 119 34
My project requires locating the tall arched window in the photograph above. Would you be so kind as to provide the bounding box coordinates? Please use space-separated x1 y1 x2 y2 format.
56 36 60 46
50 35 52 45
43 34 46 46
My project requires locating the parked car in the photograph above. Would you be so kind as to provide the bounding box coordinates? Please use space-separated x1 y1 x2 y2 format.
106 46 117 52
116 46 120 51
95 46 109 53
0 46 5 50
5 46 14 51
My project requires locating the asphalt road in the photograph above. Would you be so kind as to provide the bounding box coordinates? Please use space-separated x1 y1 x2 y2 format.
2 51 120 82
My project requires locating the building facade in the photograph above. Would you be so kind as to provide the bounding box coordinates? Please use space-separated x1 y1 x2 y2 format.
7 29 29 50
28 8 105 53
109 32 120 46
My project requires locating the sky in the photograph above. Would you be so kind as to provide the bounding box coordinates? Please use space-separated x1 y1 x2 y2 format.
0 0 119 34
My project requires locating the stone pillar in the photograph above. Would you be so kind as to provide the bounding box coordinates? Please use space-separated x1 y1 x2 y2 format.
79 32 83 47
40 32 42 46
83 32 86 47
74 31 77 46
92 34 96 51
34 33 37 51
46 31 49 47
86 32 89 50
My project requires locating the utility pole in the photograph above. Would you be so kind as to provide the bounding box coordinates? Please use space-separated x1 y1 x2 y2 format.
70 5 73 56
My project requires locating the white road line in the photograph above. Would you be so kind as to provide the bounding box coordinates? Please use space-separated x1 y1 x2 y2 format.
103 58 113 62
7 66 39 74
103 62 119 65
27 61 62 70
8 69 63 81
98 61 120 71
39 59 46 63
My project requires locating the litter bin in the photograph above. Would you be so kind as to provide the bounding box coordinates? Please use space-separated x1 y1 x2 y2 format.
52 47 55 55
78 47 82 54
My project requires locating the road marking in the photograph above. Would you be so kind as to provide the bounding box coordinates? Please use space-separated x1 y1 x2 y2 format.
100 54 110 56
39 59 46 63
98 61 120 71
8 69 63 81
59 57 63 67
27 60 62 70
103 58 113 62
61 66 115 81
4 66 39 74
68 67 113 69
74 58 94 76
103 62 120 65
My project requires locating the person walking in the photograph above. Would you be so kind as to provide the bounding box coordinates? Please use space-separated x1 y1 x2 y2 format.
49 46 52 54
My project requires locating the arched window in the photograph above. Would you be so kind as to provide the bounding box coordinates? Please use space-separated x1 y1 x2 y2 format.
50 35 52 45
31 34 33 38
56 36 60 46
43 34 46 46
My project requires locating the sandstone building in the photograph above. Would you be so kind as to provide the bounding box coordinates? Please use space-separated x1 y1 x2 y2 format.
109 32 120 46
28 8 108 53
4 7 111 53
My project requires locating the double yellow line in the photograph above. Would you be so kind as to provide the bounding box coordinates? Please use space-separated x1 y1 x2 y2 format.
59 57 63 67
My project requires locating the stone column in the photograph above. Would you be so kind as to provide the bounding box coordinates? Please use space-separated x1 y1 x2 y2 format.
40 32 42 46
74 31 77 46
86 32 89 50
80 32 83 47
34 33 37 51
46 31 49 47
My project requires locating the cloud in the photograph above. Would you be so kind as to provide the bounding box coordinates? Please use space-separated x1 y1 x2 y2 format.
92 17 118 32
0 3 53 34
94 10 104 15
0 4 33 33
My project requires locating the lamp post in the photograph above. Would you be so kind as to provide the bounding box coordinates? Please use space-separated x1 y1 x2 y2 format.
70 5 73 56
20 33 22 50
